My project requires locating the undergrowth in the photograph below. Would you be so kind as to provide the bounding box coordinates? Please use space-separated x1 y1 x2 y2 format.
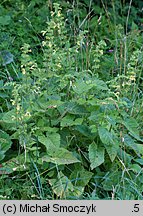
0 1 143 200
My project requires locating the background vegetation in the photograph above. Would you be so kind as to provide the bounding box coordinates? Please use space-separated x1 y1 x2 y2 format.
0 0 143 200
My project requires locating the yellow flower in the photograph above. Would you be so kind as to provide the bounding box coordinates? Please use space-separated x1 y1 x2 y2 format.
25 112 31 117
22 68 26 74
16 104 20 111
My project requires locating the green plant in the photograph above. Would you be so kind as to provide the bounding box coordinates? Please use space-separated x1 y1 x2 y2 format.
0 1 143 200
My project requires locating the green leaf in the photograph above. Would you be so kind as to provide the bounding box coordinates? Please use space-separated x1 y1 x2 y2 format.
73 78 108 95
0 92 9 98
102 171 122 191
1 152 34 174
73 79 92 95
0 80 4 89
0 51 14 66
0 15 11 25
129 164 142 174
92 78 108 91
74 125 93 138
131 21 138 31
68 186 84 198
89 125 98 133
58 102 88 115
124 134 143 156
70 164 93 187
88 142 105 169
134 158 143 166
61 115 83 127
49 171 73 198
123 118 142 142
68 104 88 115
2 110 16 124
38 132 60 151
42 148 80 165
61 115 74 127
98 127 119 162
0 130 12 161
